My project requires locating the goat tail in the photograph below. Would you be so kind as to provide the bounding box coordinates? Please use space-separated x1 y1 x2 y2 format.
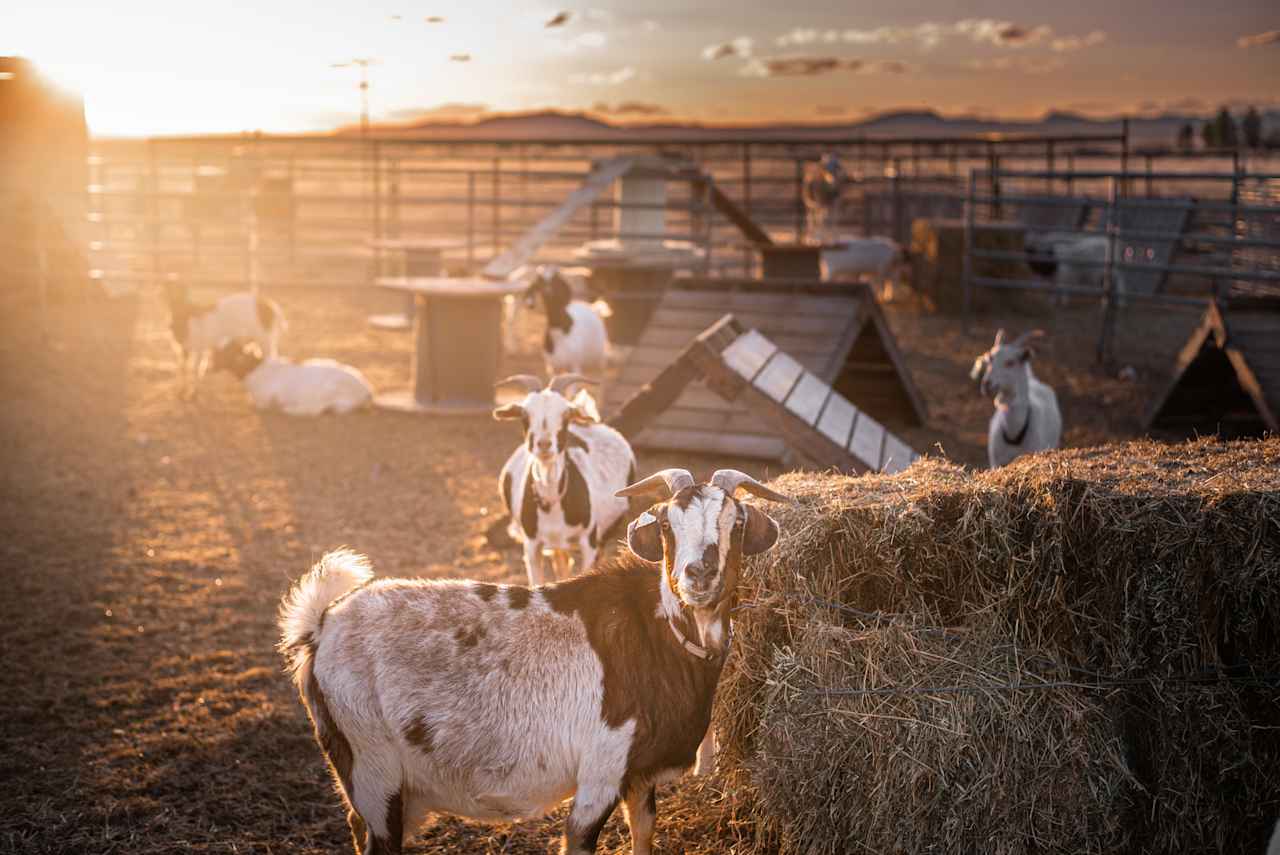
589 298 613 320
278 549 374 680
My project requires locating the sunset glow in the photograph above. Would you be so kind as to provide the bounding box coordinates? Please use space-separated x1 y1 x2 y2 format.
5 1 1279 136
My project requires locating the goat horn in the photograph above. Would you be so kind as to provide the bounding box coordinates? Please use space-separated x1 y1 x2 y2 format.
494 374 544 393
616 468 694 499
710 470 794 504
993 328 1006 347
547 374 597 397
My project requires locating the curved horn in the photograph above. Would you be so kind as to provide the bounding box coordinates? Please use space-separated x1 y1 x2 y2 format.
1012 329 1046 348
993 328 1006 348
616 468 694 499
494 374 544 393
547 373 597 397
710 470 794 504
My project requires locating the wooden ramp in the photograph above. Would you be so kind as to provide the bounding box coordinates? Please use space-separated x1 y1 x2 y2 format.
604 277 926 461
482 156 636 280
609 315 919 474
1145 299 1280 439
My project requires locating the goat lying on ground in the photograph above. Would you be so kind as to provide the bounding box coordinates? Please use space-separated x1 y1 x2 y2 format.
820 235 904 302
521 266 613 376
279 467 789 855
166 280 285 399
212 339 373 416
495 374 635 585
801 153 849 245
970 329 1062 468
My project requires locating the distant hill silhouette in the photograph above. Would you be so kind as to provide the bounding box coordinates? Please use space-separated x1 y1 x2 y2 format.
349 106 1280 146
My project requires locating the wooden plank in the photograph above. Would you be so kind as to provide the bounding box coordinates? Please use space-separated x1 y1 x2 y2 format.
816 394 856 448
721 330 777 380
849 410 886 469
482 156 634 280
753 351 805 403
647 307 853 335
785 372 831 427
705 180 773 247
881 433 916 474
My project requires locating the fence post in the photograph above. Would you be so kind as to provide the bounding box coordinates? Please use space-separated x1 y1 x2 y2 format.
794 157 805 242
1119 117 1130 199
492 157 501 257
891 158 903 244
962 169 976 331
1046 140 1055 194
1096 177 1120 365
466 170 476 267
742 142 752 274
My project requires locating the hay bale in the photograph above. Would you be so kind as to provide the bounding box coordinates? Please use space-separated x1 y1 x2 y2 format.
716 438 1280 854
751 619 1134 855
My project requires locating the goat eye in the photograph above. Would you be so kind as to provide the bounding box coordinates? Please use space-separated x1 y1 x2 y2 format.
661 519 671 531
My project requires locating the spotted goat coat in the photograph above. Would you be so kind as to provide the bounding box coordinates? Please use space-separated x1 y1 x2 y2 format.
278 479 783 854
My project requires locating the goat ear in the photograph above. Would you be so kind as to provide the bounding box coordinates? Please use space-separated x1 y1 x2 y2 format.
492 403 525 421
741 505 780 556
568 406 597 425
626 510 664 563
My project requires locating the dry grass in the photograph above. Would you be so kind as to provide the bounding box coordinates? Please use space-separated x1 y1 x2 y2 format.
0 279 1247 854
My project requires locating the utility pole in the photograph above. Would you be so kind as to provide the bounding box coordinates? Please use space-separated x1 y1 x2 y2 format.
331 58 376 138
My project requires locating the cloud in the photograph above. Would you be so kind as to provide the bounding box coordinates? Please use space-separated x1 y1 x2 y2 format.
569 66 637 86
969 55 1065 74
574 31 607 48
702 36 753 60
1051 30 1107 52
592 100 669 116
1238 30 1280 48
778 19 1099 52
742 55 913 78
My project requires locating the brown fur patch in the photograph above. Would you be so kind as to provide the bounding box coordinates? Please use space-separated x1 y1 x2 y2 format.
473 583 499 601
304 666 355 802
255 296 277 329
404 716 435 754
506 585 531 610
454 625 486 649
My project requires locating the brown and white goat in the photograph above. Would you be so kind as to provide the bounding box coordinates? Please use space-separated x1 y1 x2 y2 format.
166 280 285 399
278 468 789 855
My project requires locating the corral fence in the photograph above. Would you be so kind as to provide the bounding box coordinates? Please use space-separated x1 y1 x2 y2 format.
961 165 1280 362
5 129 1134 297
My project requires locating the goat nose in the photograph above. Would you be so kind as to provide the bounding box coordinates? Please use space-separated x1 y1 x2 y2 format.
536 438 552 452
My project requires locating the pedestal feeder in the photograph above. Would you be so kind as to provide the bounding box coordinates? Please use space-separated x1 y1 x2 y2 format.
573 157 704 345
373 277 525 415
368 238 466 330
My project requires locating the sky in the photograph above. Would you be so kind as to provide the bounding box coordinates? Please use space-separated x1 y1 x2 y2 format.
3 1 1278 136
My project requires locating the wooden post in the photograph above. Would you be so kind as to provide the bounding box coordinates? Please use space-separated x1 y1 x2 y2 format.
467 170 476 267
1119 117 1130 198
1097 176 1121 365
1046 140 1055 194
742 143 752 275
794 157 805 242
891 157 903 244
962 170 977 331
492 157 501 257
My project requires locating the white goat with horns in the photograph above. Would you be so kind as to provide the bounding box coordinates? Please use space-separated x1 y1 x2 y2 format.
495 373 635 585
970 329 1062 469
278 467 790 854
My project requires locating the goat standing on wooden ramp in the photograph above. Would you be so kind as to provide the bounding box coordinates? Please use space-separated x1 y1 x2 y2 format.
496 374 635 585
166 280 285 399
278 468 790 855
522 265 612 377
970 329 1062 468
212 339 373 416
801 152 849 245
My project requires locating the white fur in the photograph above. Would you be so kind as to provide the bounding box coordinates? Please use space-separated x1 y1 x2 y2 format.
972 336 1063 469
499 389 635 585
239 357 374 416
546 300 611 376
173 291 286 397
821 236 902 301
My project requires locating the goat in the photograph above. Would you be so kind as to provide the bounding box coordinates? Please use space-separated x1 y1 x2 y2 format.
495 374 635 585
1024 232 1129 306
166 280 285 399
969 329 1062 469
522 266 612 376
278 468 790 854
820 236 904 302
211 338 373 416
801 153 849 244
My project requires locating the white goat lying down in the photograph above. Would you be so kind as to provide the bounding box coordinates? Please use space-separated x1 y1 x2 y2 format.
969 329 1062 469
166 281 286 399
521 266 613 376
212 339 373 416
279 468 789 855
820 235 903 301
495 374 635 585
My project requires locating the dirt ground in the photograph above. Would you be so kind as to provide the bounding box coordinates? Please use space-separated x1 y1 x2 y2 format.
0 281 1197 854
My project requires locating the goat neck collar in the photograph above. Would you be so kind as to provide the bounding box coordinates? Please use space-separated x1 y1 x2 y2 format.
1002 406 1032 446
667 607 731 664
531 456 568 511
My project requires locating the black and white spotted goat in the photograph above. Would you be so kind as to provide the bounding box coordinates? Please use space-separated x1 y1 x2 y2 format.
278 467 789 854
520 265 613 376
166 279 286 399
495 374 635 585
